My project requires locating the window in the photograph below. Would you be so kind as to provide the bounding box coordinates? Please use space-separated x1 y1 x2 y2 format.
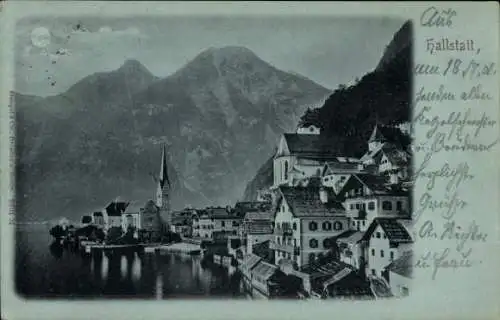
362 221 366 227
221 221 225 227
284 161 289 181
323 238 331 248
371 269 376 276
401 286 409 297
368 201 375 211
294 239 297 247
380 250 384 258
309 126 314 132
383 234 387 239
352 221 355 226
371 249 375 256
277 237 281 245
333 221 342 231
309 221 318 231
382 201 392 210
355 203 360 209
340 176 346 182
390 251 395 261
322 221 332 231
309 239 318 248
282 205 285 212
350 204 354 210
293 222 297 230
396 201 403 211
356 221 360 230
376 232 381 238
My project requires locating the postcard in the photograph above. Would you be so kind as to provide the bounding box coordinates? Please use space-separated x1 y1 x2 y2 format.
1 2 498 320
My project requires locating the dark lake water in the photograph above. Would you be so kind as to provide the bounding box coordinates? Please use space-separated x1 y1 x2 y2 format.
16 225 247 299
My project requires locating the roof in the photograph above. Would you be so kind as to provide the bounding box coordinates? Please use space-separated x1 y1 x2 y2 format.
301 259 355 278
381 144 409 166
350 174 409 196
324 273 375 299
252 240 272 260
337 231 364 244
246 221 273 234
241 254 262 271
368 125 410 147
92 212 103 217
123 202 143 214
282 133 350 159
362 218 413 246
244 211 273 221
385 251 413 278
251 261 279 281
105 201 129 216
279 186 345 217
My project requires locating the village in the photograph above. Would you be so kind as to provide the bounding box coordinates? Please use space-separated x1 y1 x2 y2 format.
51 119 414 300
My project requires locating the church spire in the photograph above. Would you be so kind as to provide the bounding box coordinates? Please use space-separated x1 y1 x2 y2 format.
159 144 170 189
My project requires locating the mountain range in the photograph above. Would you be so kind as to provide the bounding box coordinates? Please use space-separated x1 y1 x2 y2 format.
15 46 330 221
242 21 413 201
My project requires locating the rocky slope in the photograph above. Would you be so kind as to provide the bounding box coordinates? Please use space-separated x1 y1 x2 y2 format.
242 20 413 201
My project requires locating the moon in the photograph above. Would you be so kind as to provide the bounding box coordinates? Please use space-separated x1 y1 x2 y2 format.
31 27 51 48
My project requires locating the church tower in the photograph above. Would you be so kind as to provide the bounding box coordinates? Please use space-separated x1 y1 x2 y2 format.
156 144 172 228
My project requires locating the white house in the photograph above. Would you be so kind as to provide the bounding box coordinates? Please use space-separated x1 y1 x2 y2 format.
320 158 370 195
385 250 412 297
336 231 365 270
104 201 129 231
362 218 413 279
272 132 348 189
272 186 348 269
340 173 411 232
121 202 142 234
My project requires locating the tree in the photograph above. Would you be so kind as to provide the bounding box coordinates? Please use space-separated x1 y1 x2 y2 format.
49 225 66 240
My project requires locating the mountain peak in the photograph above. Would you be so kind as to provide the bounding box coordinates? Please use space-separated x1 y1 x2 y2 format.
118 59 153 76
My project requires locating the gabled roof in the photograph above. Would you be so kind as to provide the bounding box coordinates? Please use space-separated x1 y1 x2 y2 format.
347 173 409 197
362 218 413 246
251 261 279 281
385 251 413 278
281 133 349 159
278 186 345 218
337 231 364 244
246 221 273 234
244 211 273 221
123 202 143 214
241 254 262 271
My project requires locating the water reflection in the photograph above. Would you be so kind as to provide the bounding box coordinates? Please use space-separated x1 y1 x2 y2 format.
18 227 249 298
49 241 63 259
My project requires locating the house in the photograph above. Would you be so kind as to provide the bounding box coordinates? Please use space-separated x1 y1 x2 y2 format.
210 207 242 240
105 201 129 230
360 124 411 181
362 218 413 279
121 202 142 234
341 173 411 232
140 199 163 242
295 259 372 299
92 212 105 228
272 186 348 269
170 213 192 237
197 211 213 239
336 230 365 270
385 250 412 297
272 132 350 189
320 158 372 196
242 211 274 254
250 260 288 298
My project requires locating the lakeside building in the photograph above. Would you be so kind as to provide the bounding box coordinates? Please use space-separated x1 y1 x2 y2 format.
271 186 348 269
242 211 274 255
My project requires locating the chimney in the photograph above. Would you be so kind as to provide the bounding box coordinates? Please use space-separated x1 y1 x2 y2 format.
319 187 329 204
